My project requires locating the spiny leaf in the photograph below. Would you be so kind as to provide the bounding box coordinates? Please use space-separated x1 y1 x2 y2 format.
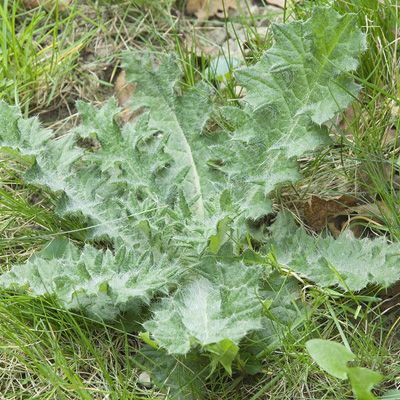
0 241 182 321
0 83 215 248
144 257 263 354
216 7 366 219
138 347 209 400
123 54 216 221
269 212 400 291
0 7 370 380
0 102 53 154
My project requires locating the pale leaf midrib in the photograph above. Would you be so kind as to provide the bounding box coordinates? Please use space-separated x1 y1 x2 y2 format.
153 76 205 220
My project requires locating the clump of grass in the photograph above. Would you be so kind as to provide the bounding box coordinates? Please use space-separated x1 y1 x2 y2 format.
0 0 95 112
0 294 163 399
234 287 400 399
0 153 87 268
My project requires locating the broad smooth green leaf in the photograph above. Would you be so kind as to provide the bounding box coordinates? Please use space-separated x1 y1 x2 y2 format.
306 339 355 379
307 340 384 399
207 339 239 376
347 367 382 400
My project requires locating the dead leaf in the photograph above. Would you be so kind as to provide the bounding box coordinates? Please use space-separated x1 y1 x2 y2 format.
114 70 137 124
322 200 396 239
266 0 285 7
390 100 400 118
183 27 228 58
351 201 399 229
186 0 238 20
115 71 135 107
382 127 398 147
304 195 358 235
22 0 71 12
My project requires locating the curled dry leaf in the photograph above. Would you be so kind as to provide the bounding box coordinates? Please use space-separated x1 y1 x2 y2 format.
304 196 399 239
114 70 137 123
183 27 228 57
304 195 358 236
350 201 400 231
22 0 72 11
266 0 300 9
382 127 398 147
186 0 238 20
138 372 152 388
266 0 286 7
390 100 400 118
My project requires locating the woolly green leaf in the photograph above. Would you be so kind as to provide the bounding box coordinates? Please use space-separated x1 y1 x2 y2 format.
0 7 365 246
0 7 368 366
123 54 218 221
0 102 53 154
0 241 181 321
144 258 263 354
269 212 400 291
0 68 216 248
0 58 220 322
138 347 208 400
216 7 366 219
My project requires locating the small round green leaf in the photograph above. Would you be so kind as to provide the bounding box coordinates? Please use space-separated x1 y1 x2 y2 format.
347 366 383 400
306 339 355 380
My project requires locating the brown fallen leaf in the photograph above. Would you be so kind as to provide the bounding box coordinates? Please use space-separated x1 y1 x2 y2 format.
22 0 72 12
186 0 238 20
266 0 300 9
114 70 138 124
266 0 286 7
381 127 398 147
320 200 397 239
183 27 228 58
304 195 358 235
115 71 135 107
